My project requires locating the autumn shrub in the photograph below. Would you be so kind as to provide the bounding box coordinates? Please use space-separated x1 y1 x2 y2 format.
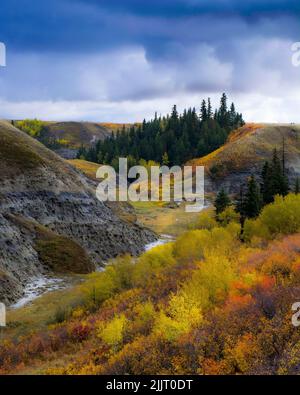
109 255 135 291
97 314 128 350
131 301 156 335
79 272 115 309
173 230 209 263
5 195 300 376
192 208 218 230
132 243 176 287
69 322 92 343
218 206 240 226
244 194 300 242
173 225 238 265
153 293 203 342
243 218 270 243
16 119 45 137
223 333 262 374
261 252 292 283
181 255 237 309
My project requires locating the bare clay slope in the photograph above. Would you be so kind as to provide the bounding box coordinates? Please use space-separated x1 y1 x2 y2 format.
0 121 156 304
189 124 300 194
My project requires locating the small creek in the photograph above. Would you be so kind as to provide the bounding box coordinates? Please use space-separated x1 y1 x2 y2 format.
12 234 175 309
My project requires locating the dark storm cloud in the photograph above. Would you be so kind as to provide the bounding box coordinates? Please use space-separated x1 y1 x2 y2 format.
1 0 300 121
1 0 300 52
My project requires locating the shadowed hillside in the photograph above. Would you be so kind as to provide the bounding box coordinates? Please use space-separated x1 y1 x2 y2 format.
0 120 156 304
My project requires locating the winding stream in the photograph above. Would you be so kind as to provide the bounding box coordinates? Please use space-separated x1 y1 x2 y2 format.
11 277 67 309
144 234 175 251
12 235 175 309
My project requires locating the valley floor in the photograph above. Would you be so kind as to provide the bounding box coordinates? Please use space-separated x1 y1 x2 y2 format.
3 202 202 347
3 195 300 375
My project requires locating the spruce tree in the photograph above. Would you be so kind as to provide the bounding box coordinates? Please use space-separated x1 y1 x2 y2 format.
200 100 207 122
271 148 289 197
218 93 228 129
243 176 262 218
80 94 244 167
215 188 231 217
229 103 236 128
207 98 213 119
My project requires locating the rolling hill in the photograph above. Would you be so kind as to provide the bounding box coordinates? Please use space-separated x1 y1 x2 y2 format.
189 123 300 194
12 120 136 159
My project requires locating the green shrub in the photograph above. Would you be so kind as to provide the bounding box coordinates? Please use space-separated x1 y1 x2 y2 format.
259 194 300 236
16 119 45 137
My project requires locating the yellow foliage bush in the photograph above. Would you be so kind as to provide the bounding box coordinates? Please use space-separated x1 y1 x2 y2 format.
153 293 202 342
243 218 270 243
133 243 176 286
173 226 238 265
182 255 237 308
259 194 300 236
218 206 240 226
244 194 300 242
134 301 156 326
80 255 134 307
98 314 128 348
193 208 218 230
173 230 209 263
80 271 116 307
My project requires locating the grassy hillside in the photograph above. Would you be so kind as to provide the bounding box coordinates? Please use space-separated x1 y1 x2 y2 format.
67 159 101 181
0 120 92 184
14 120 137 150
2 194 300 375
42 122 113 149
189 123 300 192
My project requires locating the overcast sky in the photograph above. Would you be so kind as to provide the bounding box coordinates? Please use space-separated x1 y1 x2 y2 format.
0 0 300 122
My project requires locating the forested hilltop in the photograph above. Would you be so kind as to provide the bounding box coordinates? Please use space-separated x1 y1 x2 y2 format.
78 94 244 167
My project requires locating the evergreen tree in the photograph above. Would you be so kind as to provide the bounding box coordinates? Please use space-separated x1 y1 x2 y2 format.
215 188 231 217
207 98 213 119
218 93 228 129
79 94 244 167
271 148 289 197
260 148 289 206
229 103 236 128
243 176 262 218
200 100 207 122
